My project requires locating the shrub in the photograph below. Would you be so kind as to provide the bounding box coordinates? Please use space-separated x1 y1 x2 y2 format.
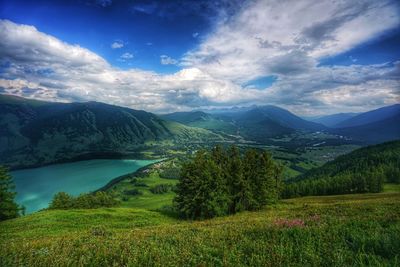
124 189 143 196
134 182 148 187
49 191 118 210
159 167 181 179
49 192 74 209
150 184 172 194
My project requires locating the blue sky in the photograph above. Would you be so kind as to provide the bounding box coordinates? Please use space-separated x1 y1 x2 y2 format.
0 0 222 73
0 0 399 115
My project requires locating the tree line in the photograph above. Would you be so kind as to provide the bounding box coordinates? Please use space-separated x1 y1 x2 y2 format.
174 145 282 219
283 140 400 198
49 191 118 210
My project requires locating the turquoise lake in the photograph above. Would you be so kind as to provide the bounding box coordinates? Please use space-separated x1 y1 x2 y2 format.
11 159 157 214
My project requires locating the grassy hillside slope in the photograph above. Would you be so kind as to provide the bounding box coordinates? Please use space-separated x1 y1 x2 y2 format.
1 188 399 266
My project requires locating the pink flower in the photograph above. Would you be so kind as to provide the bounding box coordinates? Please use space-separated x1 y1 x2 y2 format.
274 218 305 228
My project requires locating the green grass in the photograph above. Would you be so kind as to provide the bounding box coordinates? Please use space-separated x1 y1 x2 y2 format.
1 190 399 266
111 170 178 210
383 183 400 192
0 208 177 239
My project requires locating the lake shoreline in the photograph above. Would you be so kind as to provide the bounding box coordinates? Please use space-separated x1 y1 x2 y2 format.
93 158 169 193
11 159 161 214
8 151 160 171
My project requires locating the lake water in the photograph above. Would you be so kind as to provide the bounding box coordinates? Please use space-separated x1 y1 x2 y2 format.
11 159 157 214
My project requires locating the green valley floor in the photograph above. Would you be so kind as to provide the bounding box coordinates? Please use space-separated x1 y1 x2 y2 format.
1 185 399 266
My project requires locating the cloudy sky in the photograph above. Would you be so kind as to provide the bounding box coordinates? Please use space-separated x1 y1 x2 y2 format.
0 0 399 115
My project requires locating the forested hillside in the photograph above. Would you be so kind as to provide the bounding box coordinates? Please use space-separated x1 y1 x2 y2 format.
0 95 222 169
283 140 400 197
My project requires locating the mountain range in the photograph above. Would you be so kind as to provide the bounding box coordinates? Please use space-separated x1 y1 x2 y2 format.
162 105 326 142
1 94 399 168
309 113 359 127
0 94 221 168
163 104 400 144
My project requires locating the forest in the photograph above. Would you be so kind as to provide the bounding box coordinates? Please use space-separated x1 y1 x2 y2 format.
283 140 400 198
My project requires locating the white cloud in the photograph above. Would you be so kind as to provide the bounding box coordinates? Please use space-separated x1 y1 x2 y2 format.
111 41 124 49
96 0 112 7
182 0 400 83
160 55 178 65
120 52 133 59
1 0 400 117
192 32 199 38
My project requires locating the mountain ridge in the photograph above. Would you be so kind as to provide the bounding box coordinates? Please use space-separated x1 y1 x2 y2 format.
0 94 222 169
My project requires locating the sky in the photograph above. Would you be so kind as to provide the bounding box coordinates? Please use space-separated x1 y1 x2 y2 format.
0 0 399 115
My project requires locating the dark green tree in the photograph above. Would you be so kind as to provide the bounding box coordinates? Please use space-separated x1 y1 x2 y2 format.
0 166 20 221
226 146 252 213
49 192 74 209
174 150 229 219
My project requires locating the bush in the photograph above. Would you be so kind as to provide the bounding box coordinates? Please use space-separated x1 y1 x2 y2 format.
134 182 148 187
159 167 181 179
124 189 142 196
49 191 118 210
150 184 173 194
49 192 74 209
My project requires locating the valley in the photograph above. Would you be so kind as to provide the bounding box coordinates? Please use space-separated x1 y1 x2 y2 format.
2 95 399 214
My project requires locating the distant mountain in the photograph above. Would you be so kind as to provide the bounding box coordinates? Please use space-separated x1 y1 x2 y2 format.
197 105 256 114
335 104 400 128
251 106 325 131
309 113 359 127
162 105 326 142
0 94 221 168
161 111 213 124
160 111 238 134
328 104 400 144
233 106 326 142
334 114 400 144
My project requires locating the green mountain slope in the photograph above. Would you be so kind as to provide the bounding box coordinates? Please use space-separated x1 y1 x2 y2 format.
160 111 238 134
0 94 222 168
309 112 359 127
333 114 400 144
296 140 400 182
335 104 400 128
284 140 400 197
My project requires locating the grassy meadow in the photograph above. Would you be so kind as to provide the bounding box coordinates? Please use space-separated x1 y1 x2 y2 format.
1 186 399 266
108 162 179 210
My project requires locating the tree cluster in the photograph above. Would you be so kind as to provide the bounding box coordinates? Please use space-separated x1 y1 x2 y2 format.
49 191 118 210
0 166 22 221
174 145 282 219
150 184 174 194
283 140 400 198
